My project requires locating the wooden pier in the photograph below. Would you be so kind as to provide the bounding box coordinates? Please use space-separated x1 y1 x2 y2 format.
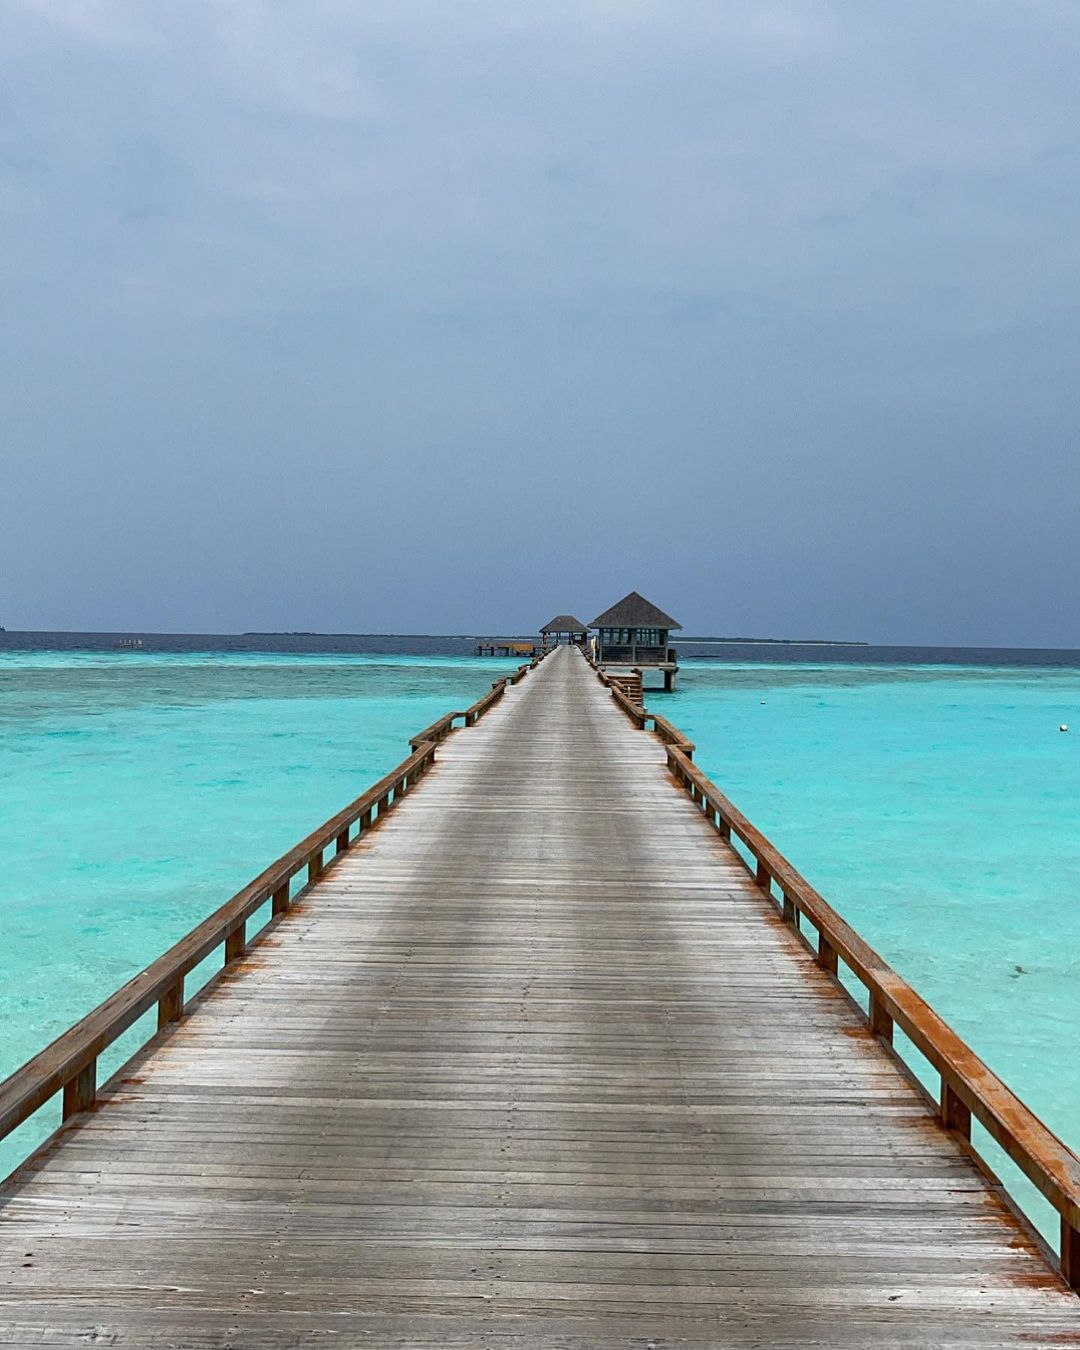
474 639 538 658
2 645 1080 1345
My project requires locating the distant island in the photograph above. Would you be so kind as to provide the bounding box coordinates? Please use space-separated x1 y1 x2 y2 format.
240 631 867 645
681 636 869 646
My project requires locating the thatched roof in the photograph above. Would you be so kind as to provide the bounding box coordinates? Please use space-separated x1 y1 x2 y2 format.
540 614 589 633
590 591 681 630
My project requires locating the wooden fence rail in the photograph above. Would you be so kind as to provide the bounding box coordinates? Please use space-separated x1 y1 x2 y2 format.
0 650 546 1169
588 649 1080 1290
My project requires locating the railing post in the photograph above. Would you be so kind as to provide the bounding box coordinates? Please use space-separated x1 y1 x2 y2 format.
336 826 350 854
1062 1218 1080 1291
157 977 184 1030
309 848 324 884
755 858 771 892
225 920 246 964
360 807 373 832
62 1061 96 1120
869 993 894 1045
782 891 796 924
272 881 290 916
817 932 838 975
941 1082 972 1139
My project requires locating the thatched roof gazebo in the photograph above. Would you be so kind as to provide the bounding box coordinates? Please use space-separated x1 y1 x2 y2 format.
589 591 682 690
540 614 589 646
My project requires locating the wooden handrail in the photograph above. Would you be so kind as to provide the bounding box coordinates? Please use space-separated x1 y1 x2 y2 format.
0 653 538 1167
462 680 507 726
584 653 650 729
583 650 1080 1289
650 712 694 757
609 684 648 727
409 713 463 752
0 740 436 1144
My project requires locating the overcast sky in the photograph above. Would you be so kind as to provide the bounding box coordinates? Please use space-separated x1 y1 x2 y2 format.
2 1 1078 643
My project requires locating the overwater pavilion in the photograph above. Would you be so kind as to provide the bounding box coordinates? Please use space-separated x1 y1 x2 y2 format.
540 614 589 648
590 590 681 691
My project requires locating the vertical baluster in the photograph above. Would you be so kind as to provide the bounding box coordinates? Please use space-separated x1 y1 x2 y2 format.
158 977 185 1030
272 881 290 916
941 1082 971 1139
869 993 893 1045
62 1061 96 1120
1062 1218 1080 1292
817 932 838 975
225 920 246 964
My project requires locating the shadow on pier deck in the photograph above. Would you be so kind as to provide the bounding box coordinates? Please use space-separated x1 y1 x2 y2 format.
1 645 1079 1345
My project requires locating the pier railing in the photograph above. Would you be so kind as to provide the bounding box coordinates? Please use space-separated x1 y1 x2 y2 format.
0 651 544 1171
590 652 1080 1290
591 665 649 727
408 663 534 749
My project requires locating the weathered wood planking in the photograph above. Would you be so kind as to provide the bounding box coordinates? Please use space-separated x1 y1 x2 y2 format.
1 644 1078 1346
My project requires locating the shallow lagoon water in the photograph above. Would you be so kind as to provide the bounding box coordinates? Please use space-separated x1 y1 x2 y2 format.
672 658 1080 1239
0 649 513 1146
2 644 1079 1241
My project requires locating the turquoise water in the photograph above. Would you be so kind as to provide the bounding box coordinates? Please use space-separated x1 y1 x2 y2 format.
672 659 1080 1241
2 649 1078 1245
0 650 514 1171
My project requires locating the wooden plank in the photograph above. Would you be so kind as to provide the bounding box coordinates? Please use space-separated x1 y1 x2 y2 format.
0 645 1077 1345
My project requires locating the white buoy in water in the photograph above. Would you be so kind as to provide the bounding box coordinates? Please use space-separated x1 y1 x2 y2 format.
760 699 766 705
1061 723 1069 733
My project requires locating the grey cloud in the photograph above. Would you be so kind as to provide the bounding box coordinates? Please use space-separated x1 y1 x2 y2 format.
1 0 1078 642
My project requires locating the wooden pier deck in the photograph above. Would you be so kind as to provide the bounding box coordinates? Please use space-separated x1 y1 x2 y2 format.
2 645 1080 1345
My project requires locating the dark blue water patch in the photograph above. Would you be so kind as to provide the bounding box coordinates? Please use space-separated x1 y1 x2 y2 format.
677 640 1080 667
4 630 1080 667
0 631 494 657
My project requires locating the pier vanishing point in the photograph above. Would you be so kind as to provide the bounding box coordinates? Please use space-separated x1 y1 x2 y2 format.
2 645 1080 1345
